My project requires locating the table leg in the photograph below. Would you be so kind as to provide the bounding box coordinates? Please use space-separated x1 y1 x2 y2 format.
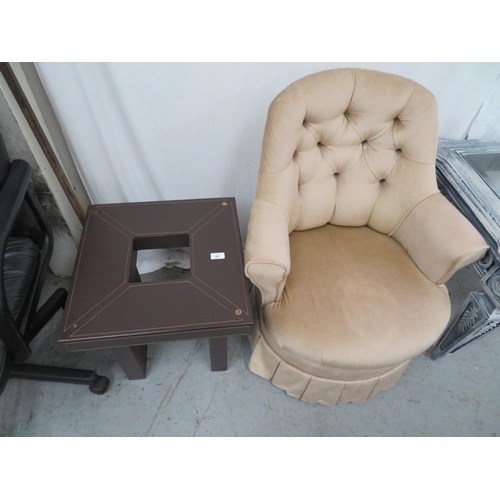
209 337 228 371
430 290 500 359
111 345 148 380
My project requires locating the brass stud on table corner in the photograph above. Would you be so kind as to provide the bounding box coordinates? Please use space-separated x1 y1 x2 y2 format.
235 309 242 315
222 202 228 207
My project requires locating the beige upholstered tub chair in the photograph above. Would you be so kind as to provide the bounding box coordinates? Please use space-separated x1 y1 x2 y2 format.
244 68 489 406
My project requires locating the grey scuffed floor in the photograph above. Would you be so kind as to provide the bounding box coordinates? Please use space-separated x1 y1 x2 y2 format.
1 265 499 436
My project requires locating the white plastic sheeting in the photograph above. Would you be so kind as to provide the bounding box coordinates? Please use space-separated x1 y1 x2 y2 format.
468 75 500 140
136 247 191 275
36 62 500 242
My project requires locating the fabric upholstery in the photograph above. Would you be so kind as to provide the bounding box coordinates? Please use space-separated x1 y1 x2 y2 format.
249 329 410 406
244 68 489 406
263 225 451 375
258 68 439 233
391 192 489 284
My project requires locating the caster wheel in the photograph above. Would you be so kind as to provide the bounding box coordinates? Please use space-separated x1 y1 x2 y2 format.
90 376 110 394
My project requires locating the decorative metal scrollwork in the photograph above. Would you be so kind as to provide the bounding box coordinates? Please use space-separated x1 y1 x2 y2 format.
458 302 480 332
490 273 500 301
478 250 494 271
472 320 500 339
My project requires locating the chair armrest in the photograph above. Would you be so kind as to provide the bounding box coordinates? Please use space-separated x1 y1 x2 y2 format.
244 199 291 305
391 193 489 284
0 160 32 244
0 160 33 362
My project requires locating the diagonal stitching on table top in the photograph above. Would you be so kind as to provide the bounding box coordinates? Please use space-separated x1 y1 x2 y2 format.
96 199 225 237
65 199 247 336
64 212 132 330
68 281 243 338
191 201 250 314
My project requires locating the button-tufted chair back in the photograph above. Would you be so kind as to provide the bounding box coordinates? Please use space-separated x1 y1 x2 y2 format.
260 68 439 235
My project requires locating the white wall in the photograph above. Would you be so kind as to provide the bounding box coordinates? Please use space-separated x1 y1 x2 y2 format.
36 62 500 239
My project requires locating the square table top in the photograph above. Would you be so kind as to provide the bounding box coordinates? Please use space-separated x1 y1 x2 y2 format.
59 197 253 351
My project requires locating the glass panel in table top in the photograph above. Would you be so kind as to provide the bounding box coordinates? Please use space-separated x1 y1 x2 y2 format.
464 152 500 198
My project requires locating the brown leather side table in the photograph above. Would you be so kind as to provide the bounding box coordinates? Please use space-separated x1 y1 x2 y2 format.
59 198 253 380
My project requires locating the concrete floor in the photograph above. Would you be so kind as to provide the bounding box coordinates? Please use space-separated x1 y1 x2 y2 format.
1 265 499 436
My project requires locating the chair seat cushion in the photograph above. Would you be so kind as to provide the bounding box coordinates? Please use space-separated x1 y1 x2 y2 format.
3 237 38 321
262 224 451 377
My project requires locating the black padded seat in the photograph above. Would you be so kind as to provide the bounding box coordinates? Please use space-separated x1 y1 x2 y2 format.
4 237 38 322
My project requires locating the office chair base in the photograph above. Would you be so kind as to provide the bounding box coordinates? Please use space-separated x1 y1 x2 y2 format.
26 288 68 344
9 363 110 394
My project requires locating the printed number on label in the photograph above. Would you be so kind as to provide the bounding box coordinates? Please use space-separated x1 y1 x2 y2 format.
210 252 225 260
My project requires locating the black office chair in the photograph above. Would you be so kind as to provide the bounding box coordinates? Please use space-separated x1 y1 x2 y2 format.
0 133 109 396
